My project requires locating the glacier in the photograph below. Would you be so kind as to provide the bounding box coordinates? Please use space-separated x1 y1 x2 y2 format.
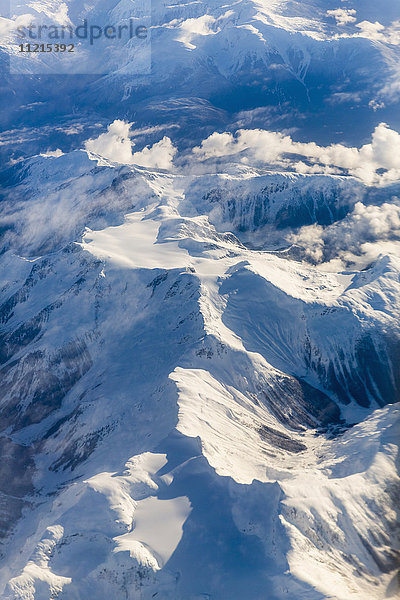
0 0 399 599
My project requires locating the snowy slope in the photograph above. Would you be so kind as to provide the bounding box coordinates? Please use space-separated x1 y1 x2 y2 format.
2 0 400 146
0 146 399 599
1 0 400 598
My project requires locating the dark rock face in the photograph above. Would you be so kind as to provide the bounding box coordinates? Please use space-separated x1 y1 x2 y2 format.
193 174 364 232
0 342 92 432
257 423 307 453
0 249 97 546
0 245 97 438
261 376 342 431
320 335 400 409
0 438 35 556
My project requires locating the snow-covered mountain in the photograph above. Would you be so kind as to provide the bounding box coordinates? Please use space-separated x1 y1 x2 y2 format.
2 0 400 150
0 147 399 599
0 0 399 599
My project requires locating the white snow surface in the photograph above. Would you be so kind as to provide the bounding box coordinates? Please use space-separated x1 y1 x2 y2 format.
0 148 398 600
3 0 400 98
0 0 400 597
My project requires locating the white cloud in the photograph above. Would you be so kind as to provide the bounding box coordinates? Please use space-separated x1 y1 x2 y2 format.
132 136 177 170
356 20 385 40
84 121 177 170
178 14 220 49
327 92 362 104
193 129 295 163
327 9 357 27
289 200 400 269
193 123 400 185
355 20 400 44
85 120 134 164
40 149 64 158
369 99 385 111
129 124 179 137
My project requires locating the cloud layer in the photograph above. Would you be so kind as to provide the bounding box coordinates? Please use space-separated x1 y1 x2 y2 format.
84 120 176 170
193 123 400 185
327 9 357 27
289 200 400 270
84 120 133 164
